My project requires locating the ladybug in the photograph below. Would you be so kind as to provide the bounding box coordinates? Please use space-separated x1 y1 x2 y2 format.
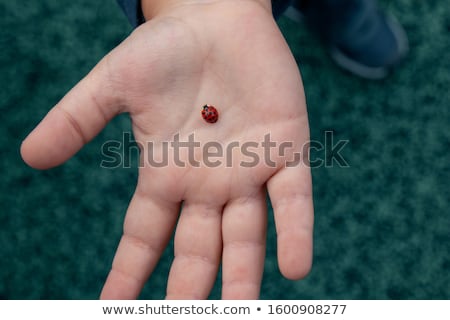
201 104 219 123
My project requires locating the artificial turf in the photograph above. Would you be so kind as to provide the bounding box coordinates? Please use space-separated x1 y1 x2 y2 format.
0 0 449 299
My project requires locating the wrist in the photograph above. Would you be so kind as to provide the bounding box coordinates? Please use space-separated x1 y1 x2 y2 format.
141 0 272 20
141 0 177 20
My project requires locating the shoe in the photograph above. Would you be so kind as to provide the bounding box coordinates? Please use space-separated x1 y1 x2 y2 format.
286 0 409 80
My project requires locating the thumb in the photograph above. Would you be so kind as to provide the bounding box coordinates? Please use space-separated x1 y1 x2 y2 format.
21 56 123 169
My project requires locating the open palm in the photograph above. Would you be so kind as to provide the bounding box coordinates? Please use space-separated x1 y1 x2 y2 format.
21 1 313 299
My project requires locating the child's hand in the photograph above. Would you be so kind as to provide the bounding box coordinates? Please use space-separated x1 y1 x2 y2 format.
21 0 313 299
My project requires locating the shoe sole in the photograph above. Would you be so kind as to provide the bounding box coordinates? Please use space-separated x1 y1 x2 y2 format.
329 13 409 80
284 5 305 22
284 7 409 80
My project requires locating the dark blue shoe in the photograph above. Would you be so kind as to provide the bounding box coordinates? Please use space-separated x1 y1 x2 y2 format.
286 0 409 79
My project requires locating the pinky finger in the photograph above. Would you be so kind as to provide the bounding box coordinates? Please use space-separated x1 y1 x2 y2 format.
267 165 314 280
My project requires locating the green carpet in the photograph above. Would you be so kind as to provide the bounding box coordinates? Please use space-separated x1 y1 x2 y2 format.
0 0 448 299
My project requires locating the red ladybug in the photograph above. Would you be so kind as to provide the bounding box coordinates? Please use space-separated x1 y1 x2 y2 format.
201 105 219 123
